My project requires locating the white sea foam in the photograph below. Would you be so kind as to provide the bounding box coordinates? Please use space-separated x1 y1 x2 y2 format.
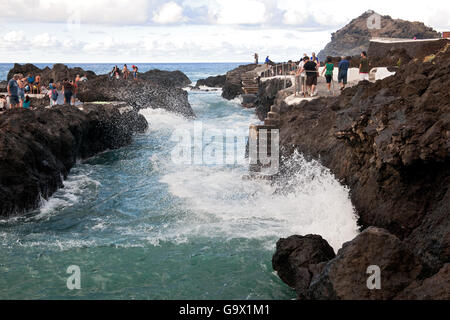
160 151 359 251
36 171 100 220
139 108 190 131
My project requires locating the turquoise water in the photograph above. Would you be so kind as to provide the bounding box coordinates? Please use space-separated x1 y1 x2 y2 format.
0 64 358 299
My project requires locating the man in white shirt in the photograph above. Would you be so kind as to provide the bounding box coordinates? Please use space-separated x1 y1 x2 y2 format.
295 57 307 96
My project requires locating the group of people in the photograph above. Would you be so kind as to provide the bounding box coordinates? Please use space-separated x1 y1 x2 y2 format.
2 73 88 110
109 64 139 81
293 51 370 97
4 73 44 109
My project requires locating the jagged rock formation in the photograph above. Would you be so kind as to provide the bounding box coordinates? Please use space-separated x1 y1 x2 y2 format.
76 75 194 118
272 43 450 299
0 103 147 217
7 63 97 84
195 75 226 88
222 64 259 100
318 10 441 61
139 69 191 88
255 78 292 121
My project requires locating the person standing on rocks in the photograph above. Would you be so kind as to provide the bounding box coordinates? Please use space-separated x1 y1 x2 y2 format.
298 57 318 97
62 79 73 105
254 53 259 64
18 75 26 108
295 56 307 96
35 74 42 94
132 65 139 81
321 56 334 94
123 64 129 79
7 74 20 108
359 51 370 81
338 56 350 90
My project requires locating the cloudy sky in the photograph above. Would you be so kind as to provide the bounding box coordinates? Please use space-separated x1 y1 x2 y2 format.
0 0 448 63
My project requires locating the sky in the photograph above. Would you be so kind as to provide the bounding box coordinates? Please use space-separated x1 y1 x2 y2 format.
0 0 449 63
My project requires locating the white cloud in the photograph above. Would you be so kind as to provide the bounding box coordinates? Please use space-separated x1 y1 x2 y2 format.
0 0 150 25
213 0 267 25
3 31 25 43
31 33 59 47
153 2 185 24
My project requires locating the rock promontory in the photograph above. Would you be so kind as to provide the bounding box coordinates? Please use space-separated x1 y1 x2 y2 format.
0 103 147 217
272 43 450 299
318 10 441 61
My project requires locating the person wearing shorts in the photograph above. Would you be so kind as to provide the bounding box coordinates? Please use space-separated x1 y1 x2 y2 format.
63 79 73 105
359 51 370 81
321 57 334 94
298 56 318 96
338 56 350 90
7 74 20 108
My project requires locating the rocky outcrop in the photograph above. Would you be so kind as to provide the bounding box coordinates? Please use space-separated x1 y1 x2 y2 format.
318 10 441 61
196 75 226 88
272 235 335 299
222 64 258 100
139 69 191 88
272 43 450 299
0 103 147 217
7 63 97 84
76 76 194 118
255 78 292 121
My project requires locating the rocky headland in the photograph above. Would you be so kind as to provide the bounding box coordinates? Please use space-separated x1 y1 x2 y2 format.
272 43 449 299
0 63 195 216
0 103 147 217
221 64 259 100
318 10 441 61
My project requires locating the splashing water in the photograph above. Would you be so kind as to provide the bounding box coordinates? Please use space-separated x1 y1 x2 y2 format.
0 78 358 300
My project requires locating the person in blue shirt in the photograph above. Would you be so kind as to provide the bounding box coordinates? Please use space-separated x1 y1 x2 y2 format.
22 95 31 109
7 74 20 108
338 56 350 90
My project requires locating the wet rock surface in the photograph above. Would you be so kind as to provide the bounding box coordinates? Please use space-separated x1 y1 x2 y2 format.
273 44 450 299
272 235 335 298
222 64 258 100
77 76 195 118
139 69 191 88
196 74 226 88
255 78 292 120
0 103 147 217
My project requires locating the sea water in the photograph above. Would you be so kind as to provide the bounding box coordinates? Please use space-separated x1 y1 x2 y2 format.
0 63 358 299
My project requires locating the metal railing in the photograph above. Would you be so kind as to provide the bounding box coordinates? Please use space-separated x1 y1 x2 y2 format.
261 62 297 89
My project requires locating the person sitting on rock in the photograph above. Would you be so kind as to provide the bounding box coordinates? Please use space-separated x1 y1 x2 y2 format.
22 95 31 109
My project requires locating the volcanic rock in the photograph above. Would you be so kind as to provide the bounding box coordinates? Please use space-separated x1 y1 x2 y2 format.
318 10 441 61
0 103 147 217
222 64 259 100
76 76 194 118
196 75 226 88
272 43 450 299
272 235 335 298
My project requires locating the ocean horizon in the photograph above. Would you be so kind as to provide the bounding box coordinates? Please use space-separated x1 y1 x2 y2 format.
0 62 252 83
